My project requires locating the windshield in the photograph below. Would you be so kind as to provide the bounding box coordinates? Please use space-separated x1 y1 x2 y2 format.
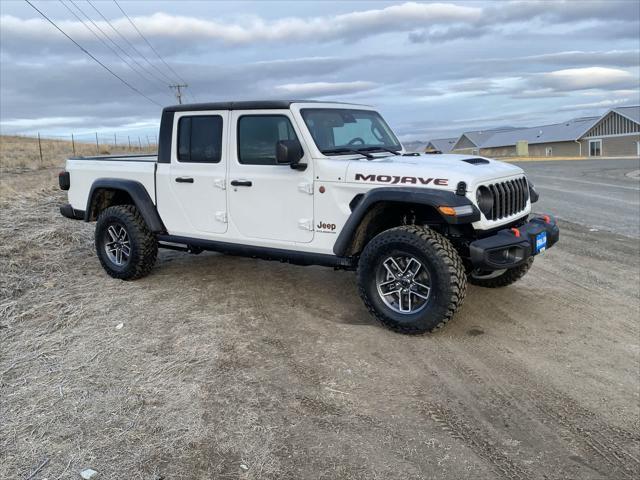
301 108 401 155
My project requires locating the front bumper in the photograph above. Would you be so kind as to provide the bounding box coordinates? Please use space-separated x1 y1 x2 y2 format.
469 215 559 270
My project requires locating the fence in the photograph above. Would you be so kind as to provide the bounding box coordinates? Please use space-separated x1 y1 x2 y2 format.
0 130 159 171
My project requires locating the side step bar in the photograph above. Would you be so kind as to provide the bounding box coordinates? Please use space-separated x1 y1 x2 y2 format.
156 234 355 269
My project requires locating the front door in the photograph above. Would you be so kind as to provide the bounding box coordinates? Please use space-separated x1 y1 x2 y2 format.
228 111 314 244
589 139 602 157
156 111 229 237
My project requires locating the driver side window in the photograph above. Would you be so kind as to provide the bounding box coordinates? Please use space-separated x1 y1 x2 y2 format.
238 115 298 165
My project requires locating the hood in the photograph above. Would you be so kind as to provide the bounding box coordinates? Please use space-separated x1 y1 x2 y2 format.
344 153 524 189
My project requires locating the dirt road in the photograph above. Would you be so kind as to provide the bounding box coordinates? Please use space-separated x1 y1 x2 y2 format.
1 169 639 479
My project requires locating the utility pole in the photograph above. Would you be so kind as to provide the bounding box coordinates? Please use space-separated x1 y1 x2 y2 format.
169 84 188 104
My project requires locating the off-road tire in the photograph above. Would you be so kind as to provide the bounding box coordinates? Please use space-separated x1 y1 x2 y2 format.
95 205 158 280
357 225 467 334
468 257 534 288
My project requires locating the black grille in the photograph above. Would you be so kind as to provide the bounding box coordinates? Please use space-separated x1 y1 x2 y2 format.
486 177 529 220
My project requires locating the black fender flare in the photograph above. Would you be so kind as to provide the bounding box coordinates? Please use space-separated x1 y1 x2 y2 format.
332 187 479 256
85 178 166 233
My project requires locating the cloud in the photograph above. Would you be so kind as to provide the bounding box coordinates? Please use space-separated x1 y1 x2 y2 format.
574 20 640 40
0 116 92 129
1 3 482 47
557 98 639 112
479 50 640 68
0 114 160 136
2 0 638 60
509 89 567 99
405 66 638 102
409 24 491 43
2 1 638 139
485 0 639 24
537 67 637 91
275 81 377 97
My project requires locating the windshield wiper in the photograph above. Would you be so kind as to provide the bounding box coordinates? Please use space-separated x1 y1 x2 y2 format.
321 148 374 159
359 146 401 155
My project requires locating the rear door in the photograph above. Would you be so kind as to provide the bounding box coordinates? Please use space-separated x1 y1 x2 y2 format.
156 110 229 236
228 110 314 244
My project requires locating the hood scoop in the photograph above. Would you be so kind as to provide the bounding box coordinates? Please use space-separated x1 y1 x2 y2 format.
462 157 490 165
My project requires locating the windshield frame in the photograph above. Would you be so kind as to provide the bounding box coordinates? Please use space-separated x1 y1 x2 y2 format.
300 108 402 156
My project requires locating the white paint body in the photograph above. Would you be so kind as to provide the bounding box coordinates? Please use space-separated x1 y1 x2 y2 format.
65 102 531 256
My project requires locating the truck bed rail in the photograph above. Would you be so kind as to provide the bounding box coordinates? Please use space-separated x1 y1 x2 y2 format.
68 154 157 162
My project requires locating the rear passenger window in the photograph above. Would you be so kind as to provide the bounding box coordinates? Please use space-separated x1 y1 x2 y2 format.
238 115 298 165
177 115 223 163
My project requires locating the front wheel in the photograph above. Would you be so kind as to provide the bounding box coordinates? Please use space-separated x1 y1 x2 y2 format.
357 226 467 334
95 205 158 280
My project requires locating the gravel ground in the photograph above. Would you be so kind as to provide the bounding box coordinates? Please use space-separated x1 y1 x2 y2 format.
1 168 639 480
515 158 640 238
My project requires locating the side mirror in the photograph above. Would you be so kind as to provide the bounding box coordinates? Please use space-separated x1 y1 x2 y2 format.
276 139 305 170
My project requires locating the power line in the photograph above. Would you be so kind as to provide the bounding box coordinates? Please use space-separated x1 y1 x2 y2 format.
58 0 170 97
85 0 177 88
24 0 162 107
93 0 176 84
67 0 171 94
112 0 196 102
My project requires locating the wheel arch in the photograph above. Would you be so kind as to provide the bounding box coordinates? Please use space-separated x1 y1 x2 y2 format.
333 187 479 257
85 179 166 233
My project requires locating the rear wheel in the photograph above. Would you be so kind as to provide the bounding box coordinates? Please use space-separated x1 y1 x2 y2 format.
468 257 534 288
357 225 467 334
95 205 157 280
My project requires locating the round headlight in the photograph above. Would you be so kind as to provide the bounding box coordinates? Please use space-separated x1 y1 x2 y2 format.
476 186 494 216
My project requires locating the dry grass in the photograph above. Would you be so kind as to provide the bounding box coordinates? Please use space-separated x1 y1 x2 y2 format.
0 171 289 479
0 135 157 173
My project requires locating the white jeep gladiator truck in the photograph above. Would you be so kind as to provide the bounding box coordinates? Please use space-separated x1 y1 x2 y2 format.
59 101 559 334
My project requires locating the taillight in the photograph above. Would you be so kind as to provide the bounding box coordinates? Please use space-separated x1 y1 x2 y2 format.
59 171 70 190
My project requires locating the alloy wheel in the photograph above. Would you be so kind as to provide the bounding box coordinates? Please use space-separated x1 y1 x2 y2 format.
104 224 131 267
376 255 431 314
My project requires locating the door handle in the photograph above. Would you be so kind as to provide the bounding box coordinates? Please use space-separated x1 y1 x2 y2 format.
175 177 194 183
230 180 252 187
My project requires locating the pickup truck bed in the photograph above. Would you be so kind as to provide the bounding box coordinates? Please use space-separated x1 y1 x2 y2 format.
66 154 158 215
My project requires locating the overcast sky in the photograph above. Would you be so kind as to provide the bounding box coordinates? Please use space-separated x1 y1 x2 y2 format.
1 0 639 142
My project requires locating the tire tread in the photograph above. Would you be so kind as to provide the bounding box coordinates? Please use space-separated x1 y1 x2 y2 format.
357 225 466 334
95 205 157 280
